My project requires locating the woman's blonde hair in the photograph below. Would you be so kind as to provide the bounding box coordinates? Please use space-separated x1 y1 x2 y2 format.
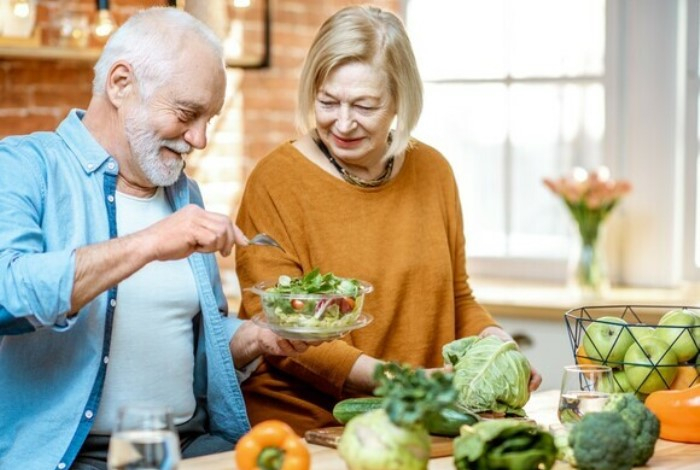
296 5 423 158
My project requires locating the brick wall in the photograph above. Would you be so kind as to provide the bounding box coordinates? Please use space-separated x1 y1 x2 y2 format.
0 0 399 298
0 0 399 144
0 0 164 133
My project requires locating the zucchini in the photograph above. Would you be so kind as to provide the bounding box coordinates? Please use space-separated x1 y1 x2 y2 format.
333 397 384 424
424 406 479 436
333 397 479 436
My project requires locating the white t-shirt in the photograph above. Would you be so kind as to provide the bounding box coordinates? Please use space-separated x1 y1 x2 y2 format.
91 187 200 434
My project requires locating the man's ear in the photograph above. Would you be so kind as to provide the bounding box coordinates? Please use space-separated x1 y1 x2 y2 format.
106 61 135 107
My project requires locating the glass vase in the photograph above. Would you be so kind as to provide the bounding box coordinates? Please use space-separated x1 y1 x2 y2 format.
568 223 610 298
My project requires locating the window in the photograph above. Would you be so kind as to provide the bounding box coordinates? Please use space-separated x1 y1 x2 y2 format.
406 0 606 281
406 1 694 287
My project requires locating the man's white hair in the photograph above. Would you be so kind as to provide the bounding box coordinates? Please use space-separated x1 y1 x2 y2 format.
92 7 224 99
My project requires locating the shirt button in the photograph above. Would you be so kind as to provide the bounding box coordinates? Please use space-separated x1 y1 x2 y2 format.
85 410 93 419
103 356 109 364
107 195 115 203
108 162 115 170
87 163 94 170
110 299 117 307
58 463 66 469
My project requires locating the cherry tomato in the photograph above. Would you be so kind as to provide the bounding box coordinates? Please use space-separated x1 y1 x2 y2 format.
290 299 305 311
339 297 356 314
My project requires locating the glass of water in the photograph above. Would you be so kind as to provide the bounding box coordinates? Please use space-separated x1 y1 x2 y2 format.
558 364 614 426
108 404 181 470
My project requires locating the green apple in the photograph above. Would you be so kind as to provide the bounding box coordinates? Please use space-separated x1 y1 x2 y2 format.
652 309 700 362
612 369 633 392
600 369 633 393
606 368 648 400
629 325 655 342
624 336 678 394
582 316 634 365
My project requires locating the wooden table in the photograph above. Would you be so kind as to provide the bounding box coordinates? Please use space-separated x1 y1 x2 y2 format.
180 390 700 469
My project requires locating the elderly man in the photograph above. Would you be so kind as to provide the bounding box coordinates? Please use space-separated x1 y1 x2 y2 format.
0 8 303 470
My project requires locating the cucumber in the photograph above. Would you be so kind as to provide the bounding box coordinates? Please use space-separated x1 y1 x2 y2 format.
333 397 479 436
333 397 384 424
424 406 479 436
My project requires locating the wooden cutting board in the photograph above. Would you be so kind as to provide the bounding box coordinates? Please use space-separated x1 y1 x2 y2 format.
304 426 454 458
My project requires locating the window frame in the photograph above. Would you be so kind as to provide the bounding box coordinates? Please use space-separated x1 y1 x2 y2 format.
684 0 700 281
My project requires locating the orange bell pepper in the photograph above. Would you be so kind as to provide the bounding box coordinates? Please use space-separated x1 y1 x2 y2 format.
234 420 311 470
645 383 700 443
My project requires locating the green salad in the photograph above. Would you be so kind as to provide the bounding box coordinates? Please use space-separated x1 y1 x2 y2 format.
262 268 366 329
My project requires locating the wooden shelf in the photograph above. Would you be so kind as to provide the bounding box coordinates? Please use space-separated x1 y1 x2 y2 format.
0 45 101 62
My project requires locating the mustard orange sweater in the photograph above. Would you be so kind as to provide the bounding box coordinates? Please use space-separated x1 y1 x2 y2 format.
235 139 498 433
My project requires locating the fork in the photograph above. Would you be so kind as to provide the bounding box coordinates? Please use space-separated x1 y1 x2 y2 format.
248 233 285 252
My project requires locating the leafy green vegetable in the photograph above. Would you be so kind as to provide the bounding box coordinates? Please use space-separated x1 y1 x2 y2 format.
453 419 557 470
332 397 479 436
374 362 456 427
443 336 531 415
269 268 362 295
337 363 456 470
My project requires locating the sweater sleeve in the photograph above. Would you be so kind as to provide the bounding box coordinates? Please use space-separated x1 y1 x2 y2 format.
235 148 364 397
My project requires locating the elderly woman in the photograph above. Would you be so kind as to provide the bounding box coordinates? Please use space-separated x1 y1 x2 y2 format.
235 5 541 433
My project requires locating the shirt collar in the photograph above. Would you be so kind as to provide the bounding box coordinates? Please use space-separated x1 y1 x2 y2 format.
56 109 114 175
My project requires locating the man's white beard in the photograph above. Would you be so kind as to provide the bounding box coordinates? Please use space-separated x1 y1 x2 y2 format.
125 108 192 187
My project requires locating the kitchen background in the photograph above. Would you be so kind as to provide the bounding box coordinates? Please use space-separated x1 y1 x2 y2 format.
0 0 399 284
1 0 699 389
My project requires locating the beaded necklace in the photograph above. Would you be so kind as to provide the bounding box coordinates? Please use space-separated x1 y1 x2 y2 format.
313 133 394 188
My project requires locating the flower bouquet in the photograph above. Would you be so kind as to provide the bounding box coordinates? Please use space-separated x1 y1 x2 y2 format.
544 167 632 295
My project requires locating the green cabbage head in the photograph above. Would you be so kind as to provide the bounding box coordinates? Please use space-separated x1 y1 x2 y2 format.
442 336 531 415
337 409 430 470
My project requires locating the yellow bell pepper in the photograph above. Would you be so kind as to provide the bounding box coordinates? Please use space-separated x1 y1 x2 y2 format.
234 420 310 470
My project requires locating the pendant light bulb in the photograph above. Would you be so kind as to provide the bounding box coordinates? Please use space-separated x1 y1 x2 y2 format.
12 0 31 18
93 8 117 39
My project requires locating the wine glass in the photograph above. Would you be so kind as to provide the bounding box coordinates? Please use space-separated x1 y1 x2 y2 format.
107 404 181 470
558 364 614 426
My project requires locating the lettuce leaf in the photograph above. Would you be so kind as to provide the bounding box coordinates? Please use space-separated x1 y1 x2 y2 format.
442 336 531 415
453 419 557 470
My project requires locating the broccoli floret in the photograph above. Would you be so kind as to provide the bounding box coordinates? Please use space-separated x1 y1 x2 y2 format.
603 393 660 466
568 411 635 470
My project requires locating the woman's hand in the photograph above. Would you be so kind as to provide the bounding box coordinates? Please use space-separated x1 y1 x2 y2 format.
526 366 543 392
424 363 454 377
344 354 384 395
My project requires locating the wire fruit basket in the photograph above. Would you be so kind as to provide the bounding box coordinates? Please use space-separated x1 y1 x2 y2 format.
564 305 700 397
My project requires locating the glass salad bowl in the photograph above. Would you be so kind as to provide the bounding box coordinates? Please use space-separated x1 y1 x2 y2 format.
246 269 374 341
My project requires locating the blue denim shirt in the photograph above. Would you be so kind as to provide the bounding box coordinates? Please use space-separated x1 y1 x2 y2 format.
0 110 251 470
